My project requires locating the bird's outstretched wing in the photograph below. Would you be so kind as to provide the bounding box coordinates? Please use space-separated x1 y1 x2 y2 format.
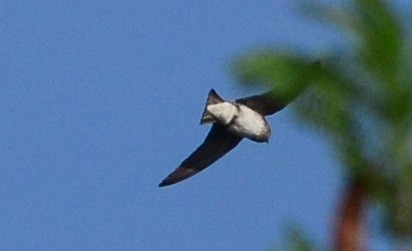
236 90 288 116
159 124 242 187
237 61 321 115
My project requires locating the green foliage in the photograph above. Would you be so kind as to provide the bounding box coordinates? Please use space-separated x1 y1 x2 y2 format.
233 0 412 245
270 225 318 251
233 53 322 105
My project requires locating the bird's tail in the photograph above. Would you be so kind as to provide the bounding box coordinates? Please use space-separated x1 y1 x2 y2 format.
200 89 224 125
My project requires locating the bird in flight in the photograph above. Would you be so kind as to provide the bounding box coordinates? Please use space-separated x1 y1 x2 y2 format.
158 88 290 187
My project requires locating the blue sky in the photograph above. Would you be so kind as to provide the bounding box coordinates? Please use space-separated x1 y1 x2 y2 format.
1 1 410 250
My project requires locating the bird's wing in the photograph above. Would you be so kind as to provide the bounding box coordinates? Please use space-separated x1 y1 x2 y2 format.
237 61 321 116
159 124 242 187
236 90 288 116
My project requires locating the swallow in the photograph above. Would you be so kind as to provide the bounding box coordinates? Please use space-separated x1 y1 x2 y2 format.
158 88 290 187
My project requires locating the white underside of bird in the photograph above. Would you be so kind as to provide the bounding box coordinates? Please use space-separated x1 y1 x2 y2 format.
206 102 271 142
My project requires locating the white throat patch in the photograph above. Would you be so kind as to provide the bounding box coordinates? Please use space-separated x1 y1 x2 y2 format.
206 102 238 125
